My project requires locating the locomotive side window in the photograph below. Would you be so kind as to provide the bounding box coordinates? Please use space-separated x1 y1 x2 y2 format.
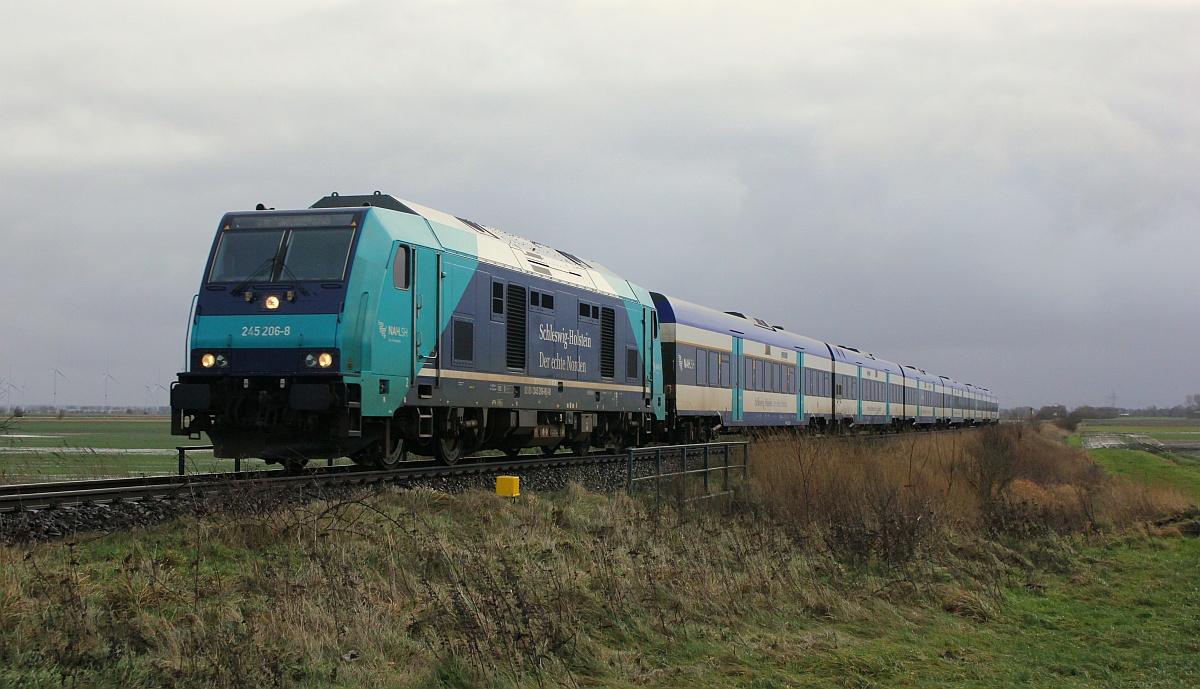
393 245 411 290
452 319 474 365
542 293 555 311
491 280 505 318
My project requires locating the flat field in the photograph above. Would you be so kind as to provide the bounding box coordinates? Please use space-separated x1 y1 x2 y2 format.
1079 418 1200 467
0 415 282 482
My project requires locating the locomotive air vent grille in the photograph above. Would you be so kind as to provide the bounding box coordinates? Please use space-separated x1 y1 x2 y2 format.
506 285 527 370
600 307 616 379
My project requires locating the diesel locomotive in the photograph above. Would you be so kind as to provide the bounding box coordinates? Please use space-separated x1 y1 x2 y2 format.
171 192 997 468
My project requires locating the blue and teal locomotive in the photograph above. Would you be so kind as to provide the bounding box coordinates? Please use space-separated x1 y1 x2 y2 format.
171 192 665 467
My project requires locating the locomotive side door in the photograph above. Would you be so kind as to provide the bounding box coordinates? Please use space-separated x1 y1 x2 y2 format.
412 246 441 384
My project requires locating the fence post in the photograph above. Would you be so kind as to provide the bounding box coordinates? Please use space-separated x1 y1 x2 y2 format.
626 448 634 495
177 447 186 476
655 448 662 504
703 445 710 495
724 443 731 492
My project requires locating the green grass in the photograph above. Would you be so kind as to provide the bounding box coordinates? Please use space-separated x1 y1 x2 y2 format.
2 415 180 449
1 486 1198 687
1089 448 1200 502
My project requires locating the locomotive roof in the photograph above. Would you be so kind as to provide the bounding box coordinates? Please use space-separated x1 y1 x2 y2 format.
312 192 641 301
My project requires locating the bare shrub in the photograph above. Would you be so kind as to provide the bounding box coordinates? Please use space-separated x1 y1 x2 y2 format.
752 434 955 567
754 425 1192 563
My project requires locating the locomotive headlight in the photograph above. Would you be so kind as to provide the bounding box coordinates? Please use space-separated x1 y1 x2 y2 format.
201 353 216 368
265 295 280 310
304 351 335 369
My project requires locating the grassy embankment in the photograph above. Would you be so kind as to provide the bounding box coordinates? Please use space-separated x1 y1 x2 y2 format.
2 424 1198 687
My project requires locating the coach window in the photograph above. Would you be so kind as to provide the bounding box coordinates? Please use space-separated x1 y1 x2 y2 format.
696 348 708 386
719 353 730 388
708 351 719 387
393 245 411 289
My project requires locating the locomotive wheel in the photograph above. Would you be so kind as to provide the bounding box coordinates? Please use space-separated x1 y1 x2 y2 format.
435 435 465 465
376 437 407 470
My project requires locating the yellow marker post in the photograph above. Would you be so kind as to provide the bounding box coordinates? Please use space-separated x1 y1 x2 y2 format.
496 475 520 498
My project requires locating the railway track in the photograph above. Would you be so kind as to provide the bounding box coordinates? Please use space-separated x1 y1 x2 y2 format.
0 443 739 512
0 428 979 513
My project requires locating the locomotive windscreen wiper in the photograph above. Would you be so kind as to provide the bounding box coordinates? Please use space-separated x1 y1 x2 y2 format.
231 257 278 296
275 260 312 296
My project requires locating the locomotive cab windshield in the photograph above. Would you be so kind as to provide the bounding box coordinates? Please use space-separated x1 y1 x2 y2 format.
207 212 361 286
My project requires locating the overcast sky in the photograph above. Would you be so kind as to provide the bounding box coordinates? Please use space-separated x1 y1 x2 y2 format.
1 0 1197 410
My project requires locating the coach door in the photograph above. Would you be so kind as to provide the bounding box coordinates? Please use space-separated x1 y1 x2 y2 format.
412 246 441 384
732 337 744 422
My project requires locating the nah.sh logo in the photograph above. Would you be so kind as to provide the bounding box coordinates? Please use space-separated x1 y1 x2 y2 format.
378 321 387 337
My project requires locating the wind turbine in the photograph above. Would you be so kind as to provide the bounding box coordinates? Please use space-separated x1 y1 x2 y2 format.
101 368 120 414
50 366 70 411
150 383 167 410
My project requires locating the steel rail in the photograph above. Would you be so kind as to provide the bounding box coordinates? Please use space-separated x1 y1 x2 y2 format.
0 429 981 513
0 444 711 512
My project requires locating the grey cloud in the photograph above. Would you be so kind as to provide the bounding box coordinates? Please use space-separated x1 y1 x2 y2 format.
1 1 1197 409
